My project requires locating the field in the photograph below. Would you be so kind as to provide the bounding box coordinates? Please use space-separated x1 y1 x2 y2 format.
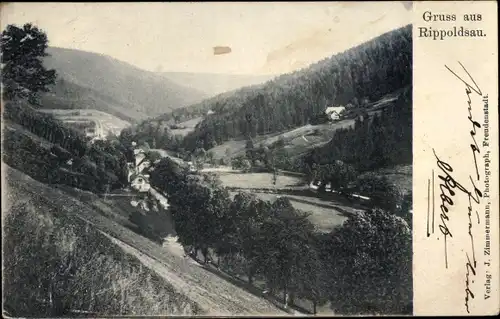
218 170 361 233
229 191 353 233
39 109 131 137
170 117 204 137
218 172 305 189
2 163 288 316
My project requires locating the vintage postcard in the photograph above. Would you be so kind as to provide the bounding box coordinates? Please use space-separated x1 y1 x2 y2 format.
1 1 498 317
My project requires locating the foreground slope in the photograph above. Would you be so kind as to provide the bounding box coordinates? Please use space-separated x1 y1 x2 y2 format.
2 164 287 316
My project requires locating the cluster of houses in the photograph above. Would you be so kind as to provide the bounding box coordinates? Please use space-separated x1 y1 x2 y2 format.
127 145 171 215
128 147 154 193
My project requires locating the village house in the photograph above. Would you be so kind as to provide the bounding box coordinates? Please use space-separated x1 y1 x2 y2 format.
325 106 346 121
136 155 151 175
130 172 151 193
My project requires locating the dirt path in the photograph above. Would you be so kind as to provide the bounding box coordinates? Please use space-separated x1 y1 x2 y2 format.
86 218 289 316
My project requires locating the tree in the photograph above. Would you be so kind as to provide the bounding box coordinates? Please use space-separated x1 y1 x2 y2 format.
256 198 316 303
321 161 357 196
1 23 57 105
231 156 251 172
141 142 151 152
322 209 411 314
224 148 231 160
223 193 268 282
194 147 206 163
206 151 215 166
292 243 329 314
145 150 162 163
194 159 204 171
150 157 186 194
245 139 255 164
271 168 278 187
240 159 251 173
398 190 412 225
356 173 404 212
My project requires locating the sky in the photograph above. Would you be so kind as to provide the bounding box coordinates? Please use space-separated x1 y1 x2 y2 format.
1 2 412 75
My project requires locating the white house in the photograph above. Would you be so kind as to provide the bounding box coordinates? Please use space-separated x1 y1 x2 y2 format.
134 148 145 157
186 161 196 172
325 106 346 121
130 173 151 193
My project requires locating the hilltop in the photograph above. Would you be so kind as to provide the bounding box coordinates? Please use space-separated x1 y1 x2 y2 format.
160 72 275 97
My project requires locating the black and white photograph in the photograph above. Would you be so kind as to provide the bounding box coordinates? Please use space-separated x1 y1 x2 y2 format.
1 2 413 316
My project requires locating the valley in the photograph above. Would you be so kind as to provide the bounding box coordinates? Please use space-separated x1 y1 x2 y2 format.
2 17 413 317
40 47 209 121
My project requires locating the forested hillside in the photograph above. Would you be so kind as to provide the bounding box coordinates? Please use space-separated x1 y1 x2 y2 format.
41 47 207 121
305 86 412 172
40 77 142 123
181 25 412 151
152 84 268 124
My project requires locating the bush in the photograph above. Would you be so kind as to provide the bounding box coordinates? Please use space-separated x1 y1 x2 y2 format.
356 173 404 212
231 156 251 172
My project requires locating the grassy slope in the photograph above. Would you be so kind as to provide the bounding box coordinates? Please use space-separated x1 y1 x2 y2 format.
170 117 204 137
365 164 413 194
2 164 287 316
39 109 131 137
2 164 202 317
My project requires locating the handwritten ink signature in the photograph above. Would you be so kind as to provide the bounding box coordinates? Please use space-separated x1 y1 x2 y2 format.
426 61 483 313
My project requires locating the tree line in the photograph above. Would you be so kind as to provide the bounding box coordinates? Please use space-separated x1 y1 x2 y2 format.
150 157 412 315
180 25 411 152
119 119 185 153
3 101 88 156
3 101 129 194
